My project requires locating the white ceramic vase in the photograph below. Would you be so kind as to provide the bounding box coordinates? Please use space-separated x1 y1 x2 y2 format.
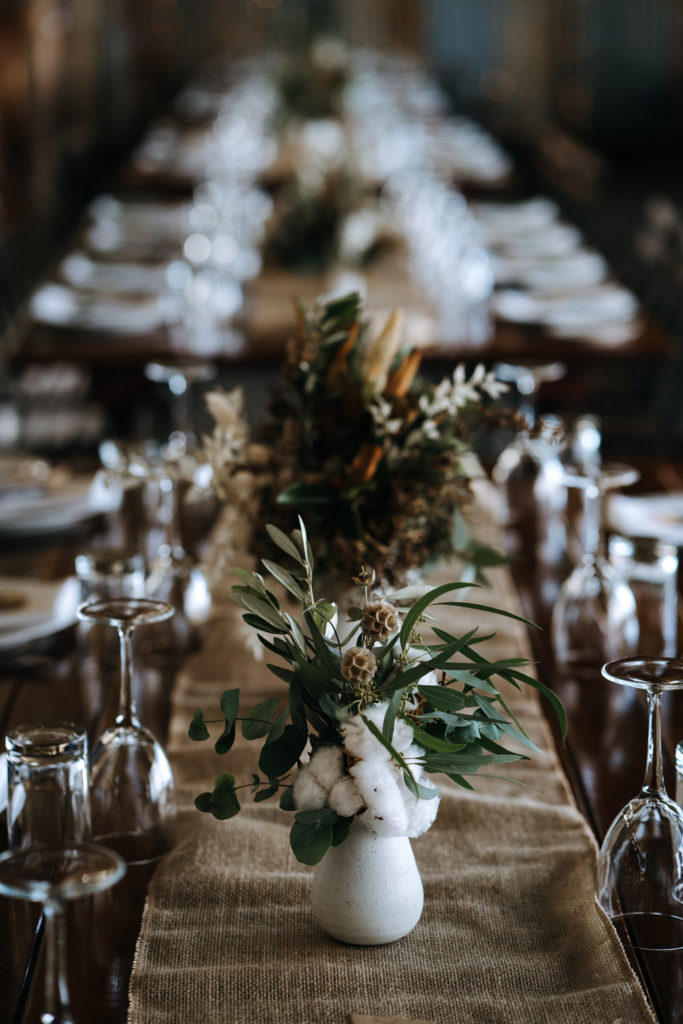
311 825 424 945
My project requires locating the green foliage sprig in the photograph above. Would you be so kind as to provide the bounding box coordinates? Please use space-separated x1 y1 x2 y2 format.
189 518 566 865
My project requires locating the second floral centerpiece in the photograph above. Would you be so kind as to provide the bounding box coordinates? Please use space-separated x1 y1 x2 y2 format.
205 290 513 588
189 519 565 943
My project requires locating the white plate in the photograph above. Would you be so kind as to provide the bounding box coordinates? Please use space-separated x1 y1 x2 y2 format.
61 253 169 295
608 492 683 546
0 473 122 535
30 283 166 334
0 576 81 651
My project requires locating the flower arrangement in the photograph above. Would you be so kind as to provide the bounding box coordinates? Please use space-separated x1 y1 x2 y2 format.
205 290 513 587
272 37 351 126
189 518 566 865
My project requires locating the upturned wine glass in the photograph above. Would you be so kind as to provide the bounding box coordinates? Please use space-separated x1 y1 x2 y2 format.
598 657 683 951
551 463 640 678
492 362 567 568
143 359 216 456
77 597 176 864
0 843 125 1024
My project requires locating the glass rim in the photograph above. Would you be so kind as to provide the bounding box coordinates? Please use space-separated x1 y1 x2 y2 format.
76 596 174 627
602 657 683 691
75 550 146 579
6 722 88 761
560 461 640 492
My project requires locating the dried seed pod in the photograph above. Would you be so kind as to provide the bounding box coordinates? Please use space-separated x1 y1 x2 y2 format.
360 600 400 642
341 646 377 687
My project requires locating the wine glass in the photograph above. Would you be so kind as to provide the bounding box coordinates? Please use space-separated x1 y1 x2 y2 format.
77 597 176 864
140 444 213 643
598 657 683 951
0 843 125 1024
551 463 640 679
143 359 217 456
492 362 567 569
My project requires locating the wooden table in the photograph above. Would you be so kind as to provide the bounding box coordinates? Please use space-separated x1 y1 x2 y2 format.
1 457 683 1022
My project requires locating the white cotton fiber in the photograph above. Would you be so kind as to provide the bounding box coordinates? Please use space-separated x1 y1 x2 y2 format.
308 745 344 790
328 775 365 817
340 712 385 761
349 757 409 836
292 763 327 811
404 778 440 837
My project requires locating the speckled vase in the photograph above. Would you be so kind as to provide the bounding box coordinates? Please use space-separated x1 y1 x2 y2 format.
310 825 424 945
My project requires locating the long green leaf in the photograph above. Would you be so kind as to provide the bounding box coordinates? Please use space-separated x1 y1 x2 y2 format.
382 686 404 743
261 560 306 601
265 523 303 564
399 581 477 647
437 600 539 630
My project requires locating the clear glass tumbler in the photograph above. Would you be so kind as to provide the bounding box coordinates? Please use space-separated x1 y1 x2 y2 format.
608 535 679 657
6 723 91 851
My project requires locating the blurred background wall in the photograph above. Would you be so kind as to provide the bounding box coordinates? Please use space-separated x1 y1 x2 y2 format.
1 0 682 337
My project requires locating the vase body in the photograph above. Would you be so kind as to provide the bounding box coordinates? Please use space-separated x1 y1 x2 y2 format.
311 826 424 945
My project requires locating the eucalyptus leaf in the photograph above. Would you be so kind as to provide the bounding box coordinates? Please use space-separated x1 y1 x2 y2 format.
242 697 280 740
399 581 476 647
417 685 469 712
194 792 212 813
259 724 307 777
268 706 289 744
220 689 240 728
188 708 209 741
210 774 241 819
331 816 354 846
290 818 333 865
279 786 296 811
254 783 280 802
214 723 236 755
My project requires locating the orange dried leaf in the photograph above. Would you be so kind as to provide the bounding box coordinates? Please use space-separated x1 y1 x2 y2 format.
349 444 384 483
385 349 422 397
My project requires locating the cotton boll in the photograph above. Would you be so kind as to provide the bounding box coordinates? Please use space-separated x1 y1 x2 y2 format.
404 779 440 837
391 717 417 754
308 745 344 791
328 774 365 817
349 757 409 836
340 711 389 761
293 763 327 811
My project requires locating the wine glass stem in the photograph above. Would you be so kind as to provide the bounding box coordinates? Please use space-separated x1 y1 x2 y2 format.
642 688 664 797
117 625 139 729
169 378 190 439
42 900 73 1024
161 476 186 562
581 481 603 565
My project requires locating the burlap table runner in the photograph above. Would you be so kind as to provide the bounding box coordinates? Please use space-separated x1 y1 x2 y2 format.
128 481 655 1024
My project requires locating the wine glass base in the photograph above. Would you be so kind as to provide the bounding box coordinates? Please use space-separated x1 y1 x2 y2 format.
606 910 683 952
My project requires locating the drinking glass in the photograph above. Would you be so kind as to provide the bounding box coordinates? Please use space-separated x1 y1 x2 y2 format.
140 444 213 639
598 657 683 951
143 359 217 456
77 597 176 863
6 723 90 851
75 549 148 713
551 464 640 678
0 843 125 1024
608 535 679 657
492 364 568 567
